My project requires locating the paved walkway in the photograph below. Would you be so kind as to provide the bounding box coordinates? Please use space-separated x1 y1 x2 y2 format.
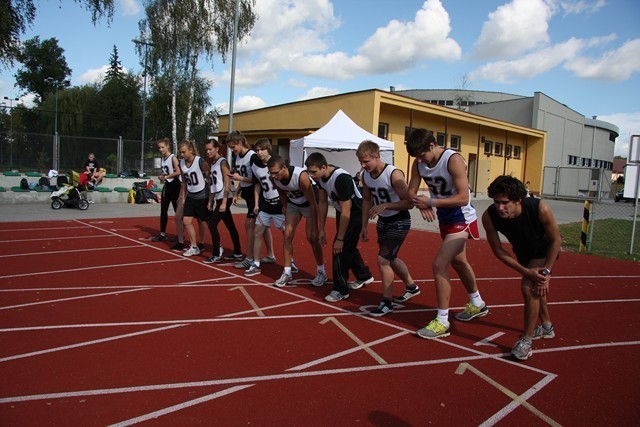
0 197 585 240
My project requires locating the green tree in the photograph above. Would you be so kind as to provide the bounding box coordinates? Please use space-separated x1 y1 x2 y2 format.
14 36 71 103
138 0 256 141
105 45 125 82
1 0 115 68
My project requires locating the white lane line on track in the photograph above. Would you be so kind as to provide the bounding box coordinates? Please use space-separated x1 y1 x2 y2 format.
474 332 505 347
0 258 186 279
107 385 255 427
0 324 185 362
0 235 114 243
0 226 89 232
0 245 142 259
7 340 640 405
219 300 306 318
0 288 149 310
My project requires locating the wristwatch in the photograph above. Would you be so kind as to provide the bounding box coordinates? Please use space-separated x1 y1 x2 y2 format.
541 268 551 276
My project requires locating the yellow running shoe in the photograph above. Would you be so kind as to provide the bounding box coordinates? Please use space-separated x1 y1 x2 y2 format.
417 318 450 339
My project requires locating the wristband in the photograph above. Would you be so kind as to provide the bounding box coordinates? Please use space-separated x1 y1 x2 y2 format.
429 198 433 207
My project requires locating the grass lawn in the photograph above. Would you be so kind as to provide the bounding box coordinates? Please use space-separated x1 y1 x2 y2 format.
559 219 640 261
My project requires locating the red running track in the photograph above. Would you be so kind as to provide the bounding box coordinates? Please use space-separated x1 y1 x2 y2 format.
1 215 639 425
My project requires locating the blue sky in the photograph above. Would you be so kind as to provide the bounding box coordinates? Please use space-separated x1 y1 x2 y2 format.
1 0 639 155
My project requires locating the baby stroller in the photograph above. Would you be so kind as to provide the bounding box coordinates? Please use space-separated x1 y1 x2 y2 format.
50 175 89 210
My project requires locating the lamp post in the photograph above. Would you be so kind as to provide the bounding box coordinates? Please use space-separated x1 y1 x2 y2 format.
133 38 153 176
44 78 63 171
3 96 18 170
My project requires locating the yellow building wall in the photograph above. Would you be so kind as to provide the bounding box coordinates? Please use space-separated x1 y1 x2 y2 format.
217 89 546 193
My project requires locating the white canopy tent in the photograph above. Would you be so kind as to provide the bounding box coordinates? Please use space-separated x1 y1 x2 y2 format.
289 110 395 175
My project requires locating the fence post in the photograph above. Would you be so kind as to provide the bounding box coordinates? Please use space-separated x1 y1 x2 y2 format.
117 136 123 175
580 200 591 253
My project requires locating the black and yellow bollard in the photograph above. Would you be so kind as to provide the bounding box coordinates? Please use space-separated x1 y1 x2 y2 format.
580 200 591 253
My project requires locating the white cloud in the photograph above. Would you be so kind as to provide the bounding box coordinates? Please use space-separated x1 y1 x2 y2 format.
234 96 267 112
599 112 640 157
559 0 607 15
473 0 553 60
470 38 584 83
217 0 460 86
564 38 640 82
77 65 110 85
119 0 141 16
297 86 339 101
288 78 308 89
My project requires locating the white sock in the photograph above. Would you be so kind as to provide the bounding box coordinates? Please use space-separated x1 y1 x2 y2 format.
284 267 292 276
437 309 449 327
469 291 484 307
317 264 325 273
254 261 261 268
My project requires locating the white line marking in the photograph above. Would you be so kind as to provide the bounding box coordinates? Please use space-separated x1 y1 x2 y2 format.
456 363 561 426
107 385 254 427
0 353 502 404
0 282 266 292
5 339 634 405
229 286 265 317
0 325 185 362
219 300 306 318
480 374 559 427
287 331 408 371
88 221 114 224
0 258 186 279
474 332 505 347
320 316 387 365
0 245 142 259
0 235 114 243
0 288 149 310
0 226 89 232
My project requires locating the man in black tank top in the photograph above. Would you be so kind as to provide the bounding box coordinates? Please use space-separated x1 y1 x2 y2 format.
483 176 561 361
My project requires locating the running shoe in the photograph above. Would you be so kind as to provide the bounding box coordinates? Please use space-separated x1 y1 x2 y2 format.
260 255 277 264
224 253 244 260
171 243 186 251
182 246 201 257
370 300 393 317
274 272 292 287
455 302 489 322
197 243 206 252
511 337 533 360
203 255 221 264
151 234 167 242
416 318 450 339
348 276 374 290
244 265 261 277
291 260 299 273
532 324 555 340
324 290 349 302
393 286 420 303
234 258 254 269
311 270 328 287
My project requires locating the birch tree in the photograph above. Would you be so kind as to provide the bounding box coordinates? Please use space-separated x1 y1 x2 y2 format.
138 0 256 143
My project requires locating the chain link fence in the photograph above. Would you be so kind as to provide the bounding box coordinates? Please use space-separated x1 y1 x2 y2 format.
0 131 189 177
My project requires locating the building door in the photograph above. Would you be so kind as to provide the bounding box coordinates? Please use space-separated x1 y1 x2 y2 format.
467 153 477 192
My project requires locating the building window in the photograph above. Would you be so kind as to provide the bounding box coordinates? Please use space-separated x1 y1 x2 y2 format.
445 100 453 106
505 144 512 158
436 132 446 147
378 122 389 139
568 155 579 166
484 140 493 155
494 142 503 156
450 135 461 150
513 146 521 159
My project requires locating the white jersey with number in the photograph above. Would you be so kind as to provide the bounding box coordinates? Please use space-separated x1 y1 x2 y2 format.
273 166 309 206
234 149 257 189
252 161 279 202
180 156 207 196
161 153 177 183
363 164 403 217
417 149 476 225
316 167 362 213
209 157 226 200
